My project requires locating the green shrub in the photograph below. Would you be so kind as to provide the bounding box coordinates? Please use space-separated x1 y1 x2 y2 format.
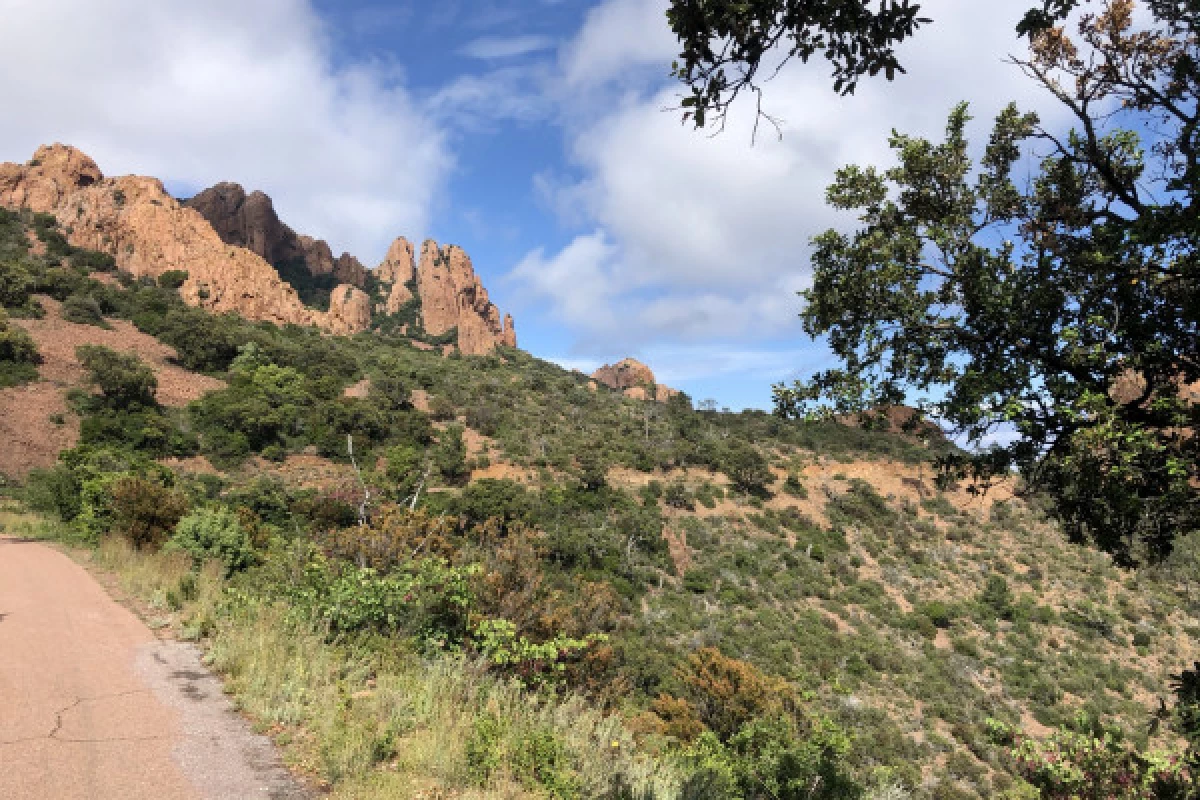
24 464 83 521
0 259 33 307
978 575 1015 621
465 712 505 786
76 344 157 409
433 424 468 485
0 309 41 386
157 270 189 289
921 600 956 629
783 472 809 498
510 725 578 797
665 481 695 510
683 715 861 800
721 442 774 495
167 506 255 574
61 294 108 327
69 249 116 273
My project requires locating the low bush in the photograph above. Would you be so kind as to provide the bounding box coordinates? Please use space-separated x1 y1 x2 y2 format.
109 475 188 549
168 506 255 574
61 294 108 327
76 344 157 409
0 258 33 308
157 269 189 289
0 308 41 386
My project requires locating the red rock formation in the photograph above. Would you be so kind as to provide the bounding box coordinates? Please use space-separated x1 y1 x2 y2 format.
333 253 367 287
501 313 517 349
0 144 364 333
591 358 678 403
188 182 516 353
379 236 417 312
296 234 334 275
416 240 514 355
1 146 518 353
327 284 372 335
186 183 364 283
184 183 297 265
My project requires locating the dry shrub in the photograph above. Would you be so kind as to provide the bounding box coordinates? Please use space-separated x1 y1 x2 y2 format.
674 646 789 740
322 505 456 570
110 475 187 549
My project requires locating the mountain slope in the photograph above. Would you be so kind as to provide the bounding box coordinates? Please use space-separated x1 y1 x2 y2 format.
0 189 1195 800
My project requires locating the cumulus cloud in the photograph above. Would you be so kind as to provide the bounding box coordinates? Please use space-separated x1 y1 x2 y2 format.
512 0 1074 358
0 0 450 263
559 0 676 90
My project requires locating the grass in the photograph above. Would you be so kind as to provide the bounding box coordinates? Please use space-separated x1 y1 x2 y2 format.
1 501 684 799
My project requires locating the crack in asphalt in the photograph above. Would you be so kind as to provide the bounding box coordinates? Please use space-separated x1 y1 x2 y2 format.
0 688 159 746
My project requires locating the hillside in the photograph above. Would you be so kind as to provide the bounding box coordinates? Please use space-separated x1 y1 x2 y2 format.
0 202 1197 799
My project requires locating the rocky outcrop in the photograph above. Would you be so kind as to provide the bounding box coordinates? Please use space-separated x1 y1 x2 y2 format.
0 145 518 352
406 241 514 355
379 236 417 312
591 358 678 403
184 183 296 265
187 179 516 355
185 183 368 283
0 144 366 333
327 284 372 335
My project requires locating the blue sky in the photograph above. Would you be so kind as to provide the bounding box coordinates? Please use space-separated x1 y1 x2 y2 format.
0 0 1071 410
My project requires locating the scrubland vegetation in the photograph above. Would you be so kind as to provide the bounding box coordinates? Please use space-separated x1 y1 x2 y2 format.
1 207 1197 798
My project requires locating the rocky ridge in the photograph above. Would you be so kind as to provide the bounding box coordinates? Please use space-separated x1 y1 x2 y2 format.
185 181 515 355
0 144 515 354
591 358 678 403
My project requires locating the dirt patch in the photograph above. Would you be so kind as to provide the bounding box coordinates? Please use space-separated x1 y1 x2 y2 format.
0 382 78 478
470 461 541 484
0 297 224 477
410 389 431 412
25 229 46 256
781 458 1015 527
243 453 355 489
158 456 221 476
662 526 692 575
343 377 370 398
462 426 494 460
14 296 225 407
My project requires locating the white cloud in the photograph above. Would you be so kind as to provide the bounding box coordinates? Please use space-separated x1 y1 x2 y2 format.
512 0 1074 360
427 65 553 130
461 34 555 60
559 0 675 89
0 0 450 264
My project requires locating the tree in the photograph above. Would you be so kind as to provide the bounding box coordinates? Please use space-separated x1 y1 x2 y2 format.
722 441 774 496
776 1 1200 565
76 344 157 410
668 0 1086 131
433 423 468 485
0 308 40 387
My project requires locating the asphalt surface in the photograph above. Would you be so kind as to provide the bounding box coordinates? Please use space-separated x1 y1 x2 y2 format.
0 536 309 800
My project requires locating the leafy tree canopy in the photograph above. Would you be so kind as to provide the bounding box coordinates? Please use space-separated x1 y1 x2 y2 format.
76 344 157 410
668 0 1087 131
775 1 1200 565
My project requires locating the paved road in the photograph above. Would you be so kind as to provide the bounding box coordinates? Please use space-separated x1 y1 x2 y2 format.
0 536 309 800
